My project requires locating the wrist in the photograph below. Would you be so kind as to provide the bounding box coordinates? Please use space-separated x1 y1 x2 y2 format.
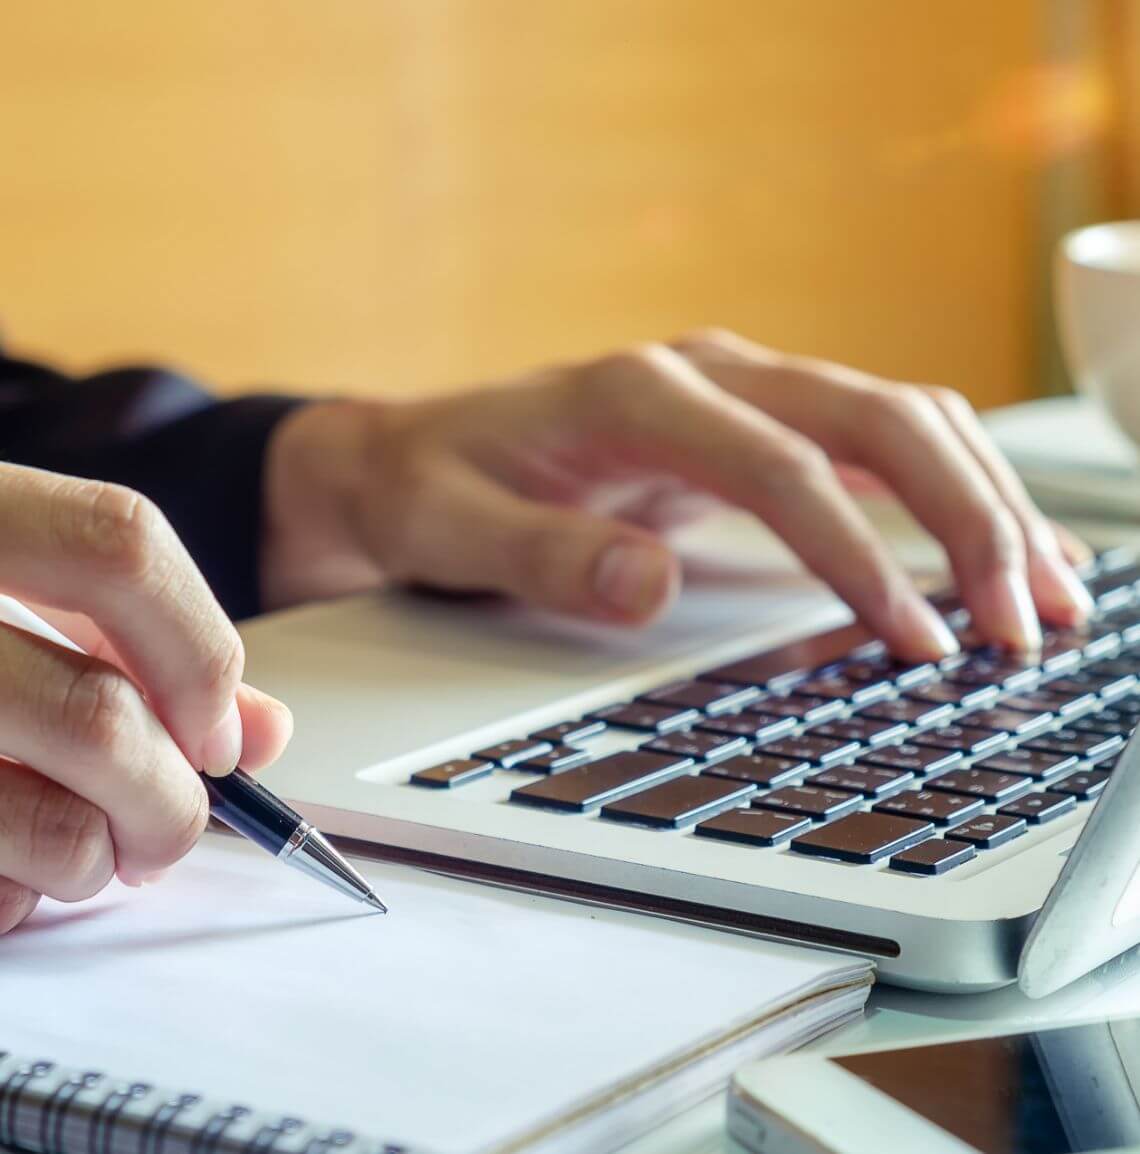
260 400 385 610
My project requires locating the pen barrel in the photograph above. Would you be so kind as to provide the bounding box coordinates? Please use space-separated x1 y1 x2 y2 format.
202 768 301 855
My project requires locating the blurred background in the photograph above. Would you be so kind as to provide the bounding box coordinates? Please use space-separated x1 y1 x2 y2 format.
0 1 1136 409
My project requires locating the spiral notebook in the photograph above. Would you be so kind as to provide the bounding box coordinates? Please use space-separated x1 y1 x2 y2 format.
0 834 871 1154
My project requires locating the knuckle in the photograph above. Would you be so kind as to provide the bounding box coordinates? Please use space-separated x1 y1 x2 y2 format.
973 505 1026 572
164 778 210 864
590 343 676 388
673 326 737 355
201 630 246 706
764 438 831 492
56 660 140 761
926 384 974 418
867 384 941 430
82 482 173 586
28 785 113 901
0 881 38 935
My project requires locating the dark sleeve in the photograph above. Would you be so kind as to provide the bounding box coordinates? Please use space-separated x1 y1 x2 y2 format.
0 348 305 620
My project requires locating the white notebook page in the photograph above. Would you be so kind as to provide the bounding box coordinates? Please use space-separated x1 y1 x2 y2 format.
0 834 868 1153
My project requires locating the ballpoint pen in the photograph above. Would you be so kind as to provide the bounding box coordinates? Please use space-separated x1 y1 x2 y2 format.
0 592 387 913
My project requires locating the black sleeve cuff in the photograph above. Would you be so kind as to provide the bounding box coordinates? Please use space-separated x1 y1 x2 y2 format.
96 394 306 621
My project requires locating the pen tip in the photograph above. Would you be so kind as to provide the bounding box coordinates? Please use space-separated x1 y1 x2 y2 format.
365 891 389 914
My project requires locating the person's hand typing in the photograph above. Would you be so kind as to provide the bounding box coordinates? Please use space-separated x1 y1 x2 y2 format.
0 464 293 933
262 328 1093 659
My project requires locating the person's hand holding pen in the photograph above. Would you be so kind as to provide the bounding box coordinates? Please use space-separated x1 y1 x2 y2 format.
0 465 294 933
262 327 1093 659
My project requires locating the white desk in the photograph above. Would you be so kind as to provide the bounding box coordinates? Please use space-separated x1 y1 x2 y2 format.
240 467 1140 1154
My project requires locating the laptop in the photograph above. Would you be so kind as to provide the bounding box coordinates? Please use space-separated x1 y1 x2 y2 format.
242 525 1140 996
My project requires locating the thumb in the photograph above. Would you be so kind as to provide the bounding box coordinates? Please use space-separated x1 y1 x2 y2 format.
407 467 681 625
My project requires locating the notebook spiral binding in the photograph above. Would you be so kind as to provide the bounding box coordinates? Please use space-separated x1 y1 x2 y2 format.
0 1052 420 1154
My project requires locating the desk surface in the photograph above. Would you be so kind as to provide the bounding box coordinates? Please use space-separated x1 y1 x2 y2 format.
238 480 1140 1154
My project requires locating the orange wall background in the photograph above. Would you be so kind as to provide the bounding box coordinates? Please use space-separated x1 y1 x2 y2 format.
0 2 1131 406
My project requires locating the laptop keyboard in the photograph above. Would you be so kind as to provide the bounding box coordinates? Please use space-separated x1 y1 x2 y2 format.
407 548 1140 877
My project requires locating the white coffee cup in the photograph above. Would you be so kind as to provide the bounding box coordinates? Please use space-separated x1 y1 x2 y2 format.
1055 220 1140 444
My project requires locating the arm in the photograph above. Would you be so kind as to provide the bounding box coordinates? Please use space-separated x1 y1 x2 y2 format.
0 347 302 619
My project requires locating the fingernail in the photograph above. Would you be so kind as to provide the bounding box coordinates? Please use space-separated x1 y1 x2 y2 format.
987 569 1043 651
893 596 960 660
1033 553 1094 622
139 869 170 886
593 541 674 619
201 699 243 777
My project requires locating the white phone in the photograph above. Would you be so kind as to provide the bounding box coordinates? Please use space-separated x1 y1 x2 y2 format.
728 1015 1140 1154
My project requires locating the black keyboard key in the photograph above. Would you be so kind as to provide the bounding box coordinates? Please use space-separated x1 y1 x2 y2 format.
473 738 553 768
811 764 915 798
790 811 933 864
1022 730 1124 762
890 839 976 875
641 730 748 764
517 745 593 774
510 750 691 812
812 717 909 746
695 713 798 743
1018 689 1098 717
1051 769 1111 799
926 768 1032 803
695 808 811 846
857 743 963 776
1047 672 1137 700
874 789 984 827
1068 715 1132 737
904 682 1000 709
910 725 1008 756
843 658 939 688
409 758 494 789
946 655 1041 691
586 702 700 733
1084 657 1140 679
701 653 809 689
792 676 893 705
967 707 1052 735
756 735 862 766
753 785 863 821
748 696 846 725
998 791 1077 824
638 679 760 715
702 754 809 788
1048 625 1121 661
945 813 1027 849
529 719 607 744
861 698 954 729
599 774 754 829
972 749 1077 782
1039 635 1084 672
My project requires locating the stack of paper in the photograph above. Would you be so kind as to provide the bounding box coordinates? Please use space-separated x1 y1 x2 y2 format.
983 395 1140 520
1 835 872 1154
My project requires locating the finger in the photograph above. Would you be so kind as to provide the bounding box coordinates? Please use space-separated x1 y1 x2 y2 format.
236 684 295 772
388 459 681 625
671 336 1047 649
1052 521 1095 568
0 625 208 884
0 877 40 934
923 387 1093 625
20 603 294 774
0 759 115 901
580 346 958 658
0 465 246 774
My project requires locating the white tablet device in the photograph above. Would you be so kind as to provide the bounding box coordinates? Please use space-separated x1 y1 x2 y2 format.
728 1015 1140 1154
